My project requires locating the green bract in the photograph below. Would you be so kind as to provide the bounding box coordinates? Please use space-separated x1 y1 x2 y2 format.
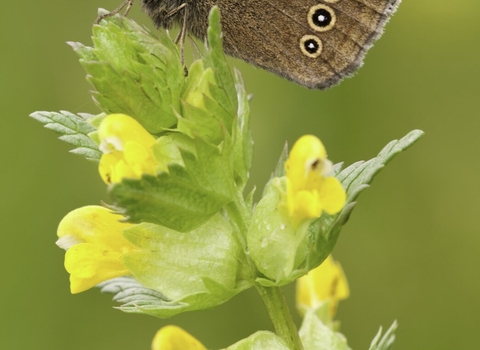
110 137 235 231
224 331 290 350
120 213 250 317
247 177 310 283
70 15 184 134
299 310 350 350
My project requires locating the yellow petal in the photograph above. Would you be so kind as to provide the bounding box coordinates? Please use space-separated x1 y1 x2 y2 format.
99 152 136 184
290 190 322 219
98 114 156 151
123 141 157 177
284 135 345 225
285 135 327 193
296 255 349 317
57 206 134 252
98 114 158 184
318 177 346 215
152 326 206 350
56 206 136 293
65 243 130 294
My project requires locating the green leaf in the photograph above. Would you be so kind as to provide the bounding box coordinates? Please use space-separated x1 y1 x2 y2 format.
204 7 237 116
109 138 234 232
122 214 248 300
273 141 289 179
207 83 236 130
368 321 398 350
299 309 351 350
100 276 245 318
224 331 290 350
306 130 424 270
30 111 101 162
179 96 227 145
70 15 185 134
152 132 193 170
232 68 253 188
98 277 186 317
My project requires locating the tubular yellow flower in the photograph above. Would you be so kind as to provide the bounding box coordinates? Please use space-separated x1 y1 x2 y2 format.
296 255 349 318
98 114 158 184
152 326 206 350
56 206 136 294
285 135 346 224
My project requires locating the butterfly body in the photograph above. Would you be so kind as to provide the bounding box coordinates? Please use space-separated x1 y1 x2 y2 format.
141 0 400 89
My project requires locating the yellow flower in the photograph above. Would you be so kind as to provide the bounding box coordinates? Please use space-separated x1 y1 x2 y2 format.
284 135 346 225
56 206 136 294
151 326 206 350
296 255 349 317
98 114 158 184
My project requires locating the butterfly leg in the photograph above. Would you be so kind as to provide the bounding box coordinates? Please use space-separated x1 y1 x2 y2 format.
165 3 188 75
95 0 134 24
179 5 189 75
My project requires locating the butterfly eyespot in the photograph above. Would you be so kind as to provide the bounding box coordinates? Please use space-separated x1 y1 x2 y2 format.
300 35 323 58
308 4 336 32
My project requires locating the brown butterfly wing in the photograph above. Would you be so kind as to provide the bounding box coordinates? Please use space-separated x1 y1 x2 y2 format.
215 0 400 89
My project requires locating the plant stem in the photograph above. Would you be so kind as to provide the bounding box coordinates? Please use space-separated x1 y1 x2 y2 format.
225 189 251 252
256 284 303 350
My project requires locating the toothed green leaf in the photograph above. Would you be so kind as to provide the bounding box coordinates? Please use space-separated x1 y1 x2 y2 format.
110 138 234 232
30 110 101 162
306 129 425 270
71 15 185 134
232 68 253 188
204 7 237 116
369 321 398 350
225 331 290 350
299 309 351 350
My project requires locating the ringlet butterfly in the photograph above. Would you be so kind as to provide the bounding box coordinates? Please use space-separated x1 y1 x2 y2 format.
104 0 401 89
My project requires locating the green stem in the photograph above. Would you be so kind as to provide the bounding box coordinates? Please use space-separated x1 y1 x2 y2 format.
227 190 301 348
225 189 251 250
256 284 303 350
226 189 251 232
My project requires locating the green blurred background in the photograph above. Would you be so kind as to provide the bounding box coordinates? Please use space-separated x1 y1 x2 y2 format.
2 1 479 349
